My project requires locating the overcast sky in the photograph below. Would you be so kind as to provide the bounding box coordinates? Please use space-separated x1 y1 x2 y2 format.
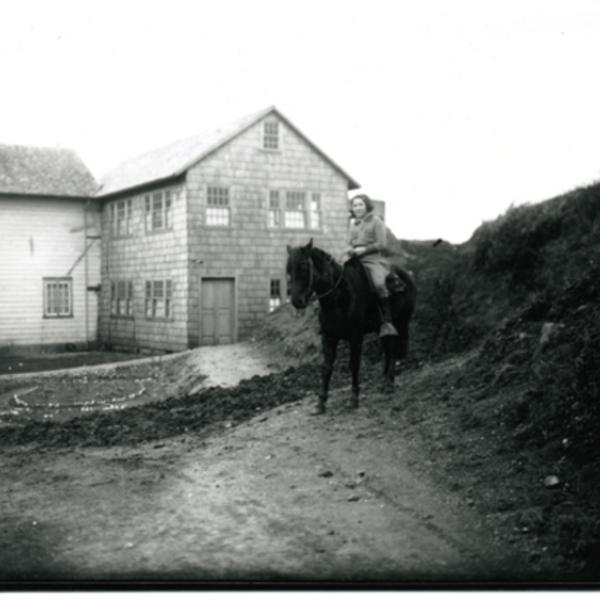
2 0 600 243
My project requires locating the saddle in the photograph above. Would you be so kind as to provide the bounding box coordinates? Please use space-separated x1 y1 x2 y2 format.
385 270 407 295
356 259 407 296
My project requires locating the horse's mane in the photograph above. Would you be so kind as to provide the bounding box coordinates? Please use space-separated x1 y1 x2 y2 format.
309 246 366 290
309 246 338 269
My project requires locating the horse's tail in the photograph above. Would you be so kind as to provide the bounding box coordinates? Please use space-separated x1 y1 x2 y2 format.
390 265 417 314
391 265 416 291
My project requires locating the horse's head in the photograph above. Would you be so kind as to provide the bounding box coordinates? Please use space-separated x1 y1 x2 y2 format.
286 238 314 309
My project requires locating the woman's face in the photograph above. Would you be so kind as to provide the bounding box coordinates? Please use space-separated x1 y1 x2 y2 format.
352 198 367 218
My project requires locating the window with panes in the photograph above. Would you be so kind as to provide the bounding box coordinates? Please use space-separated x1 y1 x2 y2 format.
309 193 321 229
43 278 72 318
269 279 282 312
268 190 281 227
110 280 134 317
206 187 230 226
145 280 172 319
144 190 172 232
268 190 322 230
285 191 306 229
110 199 133 237
263 121 279 150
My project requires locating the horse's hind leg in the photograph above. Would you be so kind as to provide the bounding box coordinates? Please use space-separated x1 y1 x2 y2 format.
381 336 395 393
347 337 363 409
315 336 338 415
384 319 410 393
396 319 409 360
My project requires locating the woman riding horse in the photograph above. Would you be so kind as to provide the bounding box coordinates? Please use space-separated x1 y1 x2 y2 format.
348 194 397 338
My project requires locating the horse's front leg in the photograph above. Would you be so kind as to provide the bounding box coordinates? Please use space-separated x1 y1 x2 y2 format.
347 337 363 409
315 335 338 415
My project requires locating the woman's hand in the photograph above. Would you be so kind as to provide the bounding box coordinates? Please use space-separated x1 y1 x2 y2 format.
350 246 367 257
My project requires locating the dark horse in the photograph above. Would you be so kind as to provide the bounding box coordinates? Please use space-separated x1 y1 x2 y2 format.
286 239 417 414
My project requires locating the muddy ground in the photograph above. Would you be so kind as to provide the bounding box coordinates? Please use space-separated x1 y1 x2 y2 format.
0 340 587 589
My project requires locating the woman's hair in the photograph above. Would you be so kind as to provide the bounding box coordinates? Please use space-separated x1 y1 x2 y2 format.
350 194 375 216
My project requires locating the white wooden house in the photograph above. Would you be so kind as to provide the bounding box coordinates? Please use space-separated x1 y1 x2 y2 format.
96 106 360 352
0 145 100 354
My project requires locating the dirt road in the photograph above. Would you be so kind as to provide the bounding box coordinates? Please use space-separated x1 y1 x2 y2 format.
0 344 534 585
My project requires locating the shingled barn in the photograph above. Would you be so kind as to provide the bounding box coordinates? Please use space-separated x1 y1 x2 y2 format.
96 107 360 351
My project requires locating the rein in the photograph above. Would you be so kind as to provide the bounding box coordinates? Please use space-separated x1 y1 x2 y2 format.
308 254 345 300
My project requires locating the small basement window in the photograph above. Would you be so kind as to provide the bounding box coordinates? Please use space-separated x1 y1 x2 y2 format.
43 278 72 318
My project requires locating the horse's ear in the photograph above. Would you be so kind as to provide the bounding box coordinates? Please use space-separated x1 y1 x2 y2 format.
286 245 292 255
306 238 313 251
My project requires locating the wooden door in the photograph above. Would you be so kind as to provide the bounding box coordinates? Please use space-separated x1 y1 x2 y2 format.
200 278 235 345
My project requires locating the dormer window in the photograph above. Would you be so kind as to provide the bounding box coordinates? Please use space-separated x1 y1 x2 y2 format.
263 121 279 150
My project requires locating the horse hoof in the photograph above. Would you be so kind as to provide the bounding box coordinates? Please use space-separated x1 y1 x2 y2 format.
311 405 326 416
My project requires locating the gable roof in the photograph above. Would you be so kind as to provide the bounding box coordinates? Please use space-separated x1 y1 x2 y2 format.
0 144 98 198
97 106 360 197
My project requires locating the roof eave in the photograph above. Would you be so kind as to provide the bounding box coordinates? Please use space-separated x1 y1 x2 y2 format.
0 190 97 201
95 173 185 200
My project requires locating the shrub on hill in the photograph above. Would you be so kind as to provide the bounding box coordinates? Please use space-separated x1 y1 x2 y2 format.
472 183 600 289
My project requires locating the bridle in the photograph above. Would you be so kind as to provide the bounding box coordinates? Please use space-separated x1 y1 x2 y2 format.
306 254 345 300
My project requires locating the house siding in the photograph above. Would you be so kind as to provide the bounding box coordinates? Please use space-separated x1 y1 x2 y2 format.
0 196 101 353
186 116 350 343
98 183 189 352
